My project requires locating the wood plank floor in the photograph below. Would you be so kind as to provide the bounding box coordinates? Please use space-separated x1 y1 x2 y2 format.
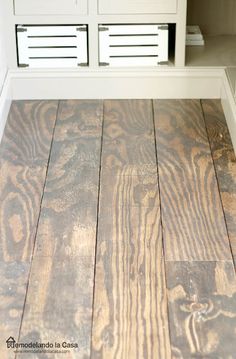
0 99 236 359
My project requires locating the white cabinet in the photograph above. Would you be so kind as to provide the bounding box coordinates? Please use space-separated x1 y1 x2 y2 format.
7 0 187 68
98 0 177 14
14 0 87 15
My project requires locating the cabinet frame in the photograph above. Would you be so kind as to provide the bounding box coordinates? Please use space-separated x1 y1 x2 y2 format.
98 0 177 15
2 0 187 68
14 0 88 15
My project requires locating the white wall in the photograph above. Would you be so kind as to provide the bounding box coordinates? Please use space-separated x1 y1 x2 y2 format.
0 3 7 92
188 0 236 35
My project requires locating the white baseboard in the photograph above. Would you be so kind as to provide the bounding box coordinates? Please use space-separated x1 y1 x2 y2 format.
0 71 12 142
9 67 223 100
221 71 236 152
1 67 236 154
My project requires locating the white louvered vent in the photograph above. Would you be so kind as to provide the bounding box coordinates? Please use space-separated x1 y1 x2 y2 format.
16 25 88 68
99 24 169 67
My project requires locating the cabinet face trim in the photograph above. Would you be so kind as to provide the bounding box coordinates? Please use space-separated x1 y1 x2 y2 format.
16 25 88 68
98 0 177 14
14 0 87 15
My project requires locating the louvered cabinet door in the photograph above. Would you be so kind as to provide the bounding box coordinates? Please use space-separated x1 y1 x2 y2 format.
14 0 87 15
99 24 169 67
16 25 88 68
99 0 176 14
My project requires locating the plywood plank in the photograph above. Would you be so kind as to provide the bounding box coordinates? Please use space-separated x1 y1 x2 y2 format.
19 100 103 358
0 100 58 262
33 100 103 258
92 210 171 359
0 262 30 359
153 99 231 261
100 170 160 208
92 100 171 359
0 100 58 166
202 99 236 265
18 256 94 358
0 100 58 358
101 100 156 171
166 261 236 358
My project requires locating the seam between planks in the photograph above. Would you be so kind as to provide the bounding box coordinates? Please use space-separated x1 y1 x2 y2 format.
15 100 61 357
200 99 236 271
151 99 172 357
90 100 105 358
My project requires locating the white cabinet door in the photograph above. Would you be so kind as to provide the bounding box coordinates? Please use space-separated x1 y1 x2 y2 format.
99 0 177 14
99 24 169 67
14 0 87 15
17 25 88 68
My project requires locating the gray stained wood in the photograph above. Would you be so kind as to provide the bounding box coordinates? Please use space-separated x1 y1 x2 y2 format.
100 170 160 208
202 99 236 265
92 100 171 359
18 256 95 358
0 101 58 359
101 100 156 172
1 99 236 359
33 100 103 258
0 261 30 359
166 261 236 358
153 99 232 261
18 100 103 359
154 99 236 359
0 100 58 262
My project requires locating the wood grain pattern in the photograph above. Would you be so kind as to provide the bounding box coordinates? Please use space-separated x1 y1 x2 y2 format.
92 193 171 359
166 261 236 358
0 163 47 264
202 99 236 265
19 100 103 358
0 100 58 262
19 256 94 358
2 98 236 359
0 262 30 359
92 211 171 359
92 100 171 359
0 100 58 358
33 100 103 258
0 100 58 166
101 100 156 171
100 170 160 208
153 99 231 261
